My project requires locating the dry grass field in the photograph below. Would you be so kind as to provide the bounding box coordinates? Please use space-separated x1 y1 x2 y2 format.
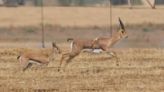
0 6 164 27
0 6 163 47
0 47 163 92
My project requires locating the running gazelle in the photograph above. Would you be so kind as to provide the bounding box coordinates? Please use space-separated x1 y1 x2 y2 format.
59 18 128 71
17 42 61 71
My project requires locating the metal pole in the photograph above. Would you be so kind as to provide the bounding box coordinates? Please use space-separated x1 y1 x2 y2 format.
41 0 45 48
128 0 132 9
110 0 112 36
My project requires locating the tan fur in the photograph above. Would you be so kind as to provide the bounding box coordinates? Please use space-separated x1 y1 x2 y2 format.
18 42 61 71
59 39 98 71
92 29 128 50
59 18 128 71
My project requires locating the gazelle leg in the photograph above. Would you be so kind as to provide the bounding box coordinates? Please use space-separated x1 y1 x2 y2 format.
19 57 31 71
42 60 49 66
24 63 33 71
102 47 120 66
63 54 77 71
58 53 69 71
59 51 80 72
108 51 120 66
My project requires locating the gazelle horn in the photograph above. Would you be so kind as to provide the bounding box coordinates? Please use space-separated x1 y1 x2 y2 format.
119 17 125 30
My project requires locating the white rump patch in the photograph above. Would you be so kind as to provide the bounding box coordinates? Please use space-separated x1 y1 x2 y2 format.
19 56 22 63
70 42 73 52
94 37 98 41
29 60 41 65
93 49 103 53
83 49 103 54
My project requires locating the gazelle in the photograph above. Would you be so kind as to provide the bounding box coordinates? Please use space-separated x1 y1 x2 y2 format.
17 42 61 71
59 38 98 71
91 18 128 65
59 18 128 71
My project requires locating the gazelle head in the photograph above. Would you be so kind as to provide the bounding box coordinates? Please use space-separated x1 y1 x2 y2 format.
52 42 61 54
117 17 128 39
49 42 61 61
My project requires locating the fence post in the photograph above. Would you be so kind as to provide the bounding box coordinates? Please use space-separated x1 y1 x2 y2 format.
41 0 45 48
110 0 112 36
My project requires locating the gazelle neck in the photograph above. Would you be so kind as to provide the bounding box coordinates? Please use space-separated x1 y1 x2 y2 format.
109 31 121 46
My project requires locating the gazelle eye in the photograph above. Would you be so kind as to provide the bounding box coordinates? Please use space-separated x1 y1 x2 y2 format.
121 31 124 33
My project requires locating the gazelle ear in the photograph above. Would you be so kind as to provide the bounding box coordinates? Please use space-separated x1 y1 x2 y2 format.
52 42 56 47
118 17 125 30
52 42 61 54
